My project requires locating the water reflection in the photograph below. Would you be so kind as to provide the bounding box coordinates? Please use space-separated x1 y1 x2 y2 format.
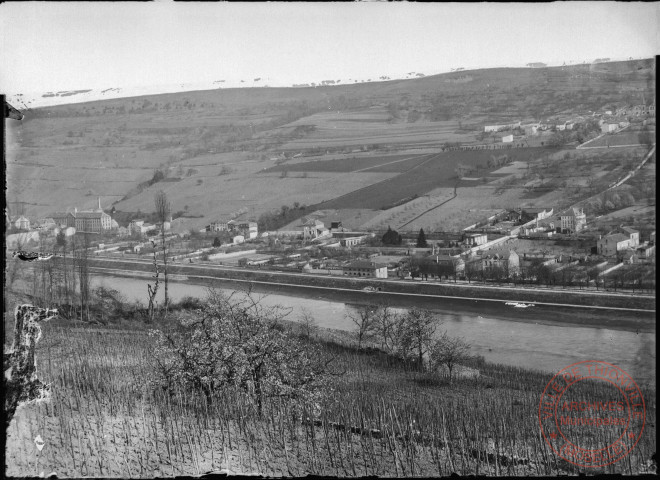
93 275 655 384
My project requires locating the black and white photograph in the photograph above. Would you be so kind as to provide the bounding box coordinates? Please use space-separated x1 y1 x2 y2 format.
2 2 657 477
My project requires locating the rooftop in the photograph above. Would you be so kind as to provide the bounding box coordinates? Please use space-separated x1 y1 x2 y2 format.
522 207 552 214
603 233 631 243
345 260 387 269
75 211 109 219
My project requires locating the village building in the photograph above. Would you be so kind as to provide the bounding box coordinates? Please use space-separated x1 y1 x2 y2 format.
340 236 367 247
616 226 640 247
560 208 587 233
51 198 112 233
300 218 328 241
13 215 31 230
597 233 634 256
208 220 230 232
632 104 654 117
522 207 554 222
636 244 655 259
236 221 259 239
520 252 560 267
129 219 158 236
464 232 487 246
330 221 343 231
343 260 388 278
74 211 112 233
600 123 618 133
621 250 638 264
474 249 520 275
434 254 466 275
432 247 464 256
52 211 77 228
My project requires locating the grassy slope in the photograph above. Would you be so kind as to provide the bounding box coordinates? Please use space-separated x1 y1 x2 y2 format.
4 313 656 477
6 59 655 227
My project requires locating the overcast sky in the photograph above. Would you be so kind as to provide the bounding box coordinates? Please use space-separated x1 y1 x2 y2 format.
1 2 657 93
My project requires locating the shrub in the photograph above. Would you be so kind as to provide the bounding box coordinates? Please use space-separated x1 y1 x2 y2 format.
382 226 402 245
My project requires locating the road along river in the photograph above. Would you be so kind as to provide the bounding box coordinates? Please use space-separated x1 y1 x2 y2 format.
92 273 655 386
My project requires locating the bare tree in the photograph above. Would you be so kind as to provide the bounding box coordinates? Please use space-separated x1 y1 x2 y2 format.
154 191 171 313
298 306 318 339
396 308 440 370
146 240 160 323
373 303 398 352
346 304 378 348
430 332 472 385
75 233 92 322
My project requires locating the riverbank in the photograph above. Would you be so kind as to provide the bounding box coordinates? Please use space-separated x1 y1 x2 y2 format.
80 257 656 311
89 266 656 333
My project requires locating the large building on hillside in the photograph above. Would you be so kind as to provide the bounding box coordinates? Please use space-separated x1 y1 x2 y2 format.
51 198 112 233
560 208 586 234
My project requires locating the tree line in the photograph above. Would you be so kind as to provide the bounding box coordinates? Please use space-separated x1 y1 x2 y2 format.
346 304 471 384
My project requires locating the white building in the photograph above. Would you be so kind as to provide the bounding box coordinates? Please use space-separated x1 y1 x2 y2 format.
616 226 640 247
601 123 618 133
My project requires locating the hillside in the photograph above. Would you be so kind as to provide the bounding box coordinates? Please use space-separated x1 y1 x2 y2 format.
6 58 655 229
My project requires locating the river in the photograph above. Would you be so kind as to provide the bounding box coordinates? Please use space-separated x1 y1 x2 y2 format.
92 274 656 385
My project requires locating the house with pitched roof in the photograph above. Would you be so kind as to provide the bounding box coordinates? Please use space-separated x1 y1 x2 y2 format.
472 249 520 275
343 260 388 278
616 226 640 247
597 233 633 256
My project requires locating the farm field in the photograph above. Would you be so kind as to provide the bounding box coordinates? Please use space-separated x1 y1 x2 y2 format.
360 189 457 231
278 111 481 151
280 208 384 232
115 168 399 228
263 153 429 173
311 148 551 211
581 128 655 148
7 59 654 227
396 186 529 232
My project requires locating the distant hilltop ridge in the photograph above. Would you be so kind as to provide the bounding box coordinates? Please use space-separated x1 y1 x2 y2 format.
6 56 652 110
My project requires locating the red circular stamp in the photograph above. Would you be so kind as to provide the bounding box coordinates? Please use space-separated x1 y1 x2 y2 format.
538 361 646 468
